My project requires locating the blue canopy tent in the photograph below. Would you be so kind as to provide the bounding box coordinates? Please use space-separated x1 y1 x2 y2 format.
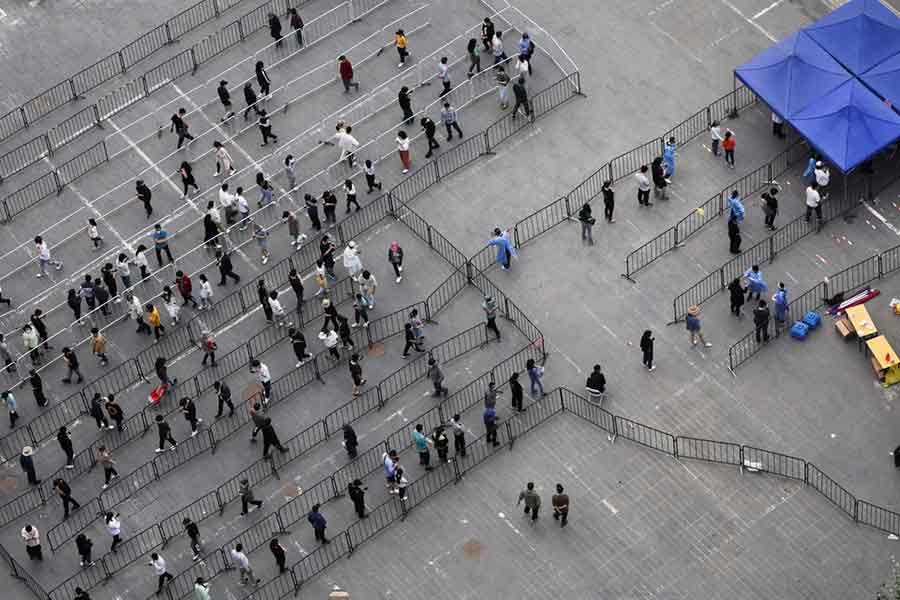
804 0 900 75
733 30 851 120
788 79 900 172
862 51 900 110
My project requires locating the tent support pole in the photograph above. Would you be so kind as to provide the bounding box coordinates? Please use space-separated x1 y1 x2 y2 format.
728 75 739 119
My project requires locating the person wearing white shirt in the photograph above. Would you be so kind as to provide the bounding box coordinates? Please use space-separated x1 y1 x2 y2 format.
116 253 133 289
198 274 214 310
267 290 291 328
231 544 259 586
21 524 42 560
251 359 271 402
515 54 530 79
133 246 151 280
437 56 451 97
814 161 830 198
149 552 174 593
805 182 822 227
491 31 506 64
635 165 652 207
105 511 122 552
334 126 359 168
395 131 411 173
342 241 363 280
709 121 723 156
33 236 63 278
236 188 250 231
218 183 237 225
318 328 340 359
207 201 223 233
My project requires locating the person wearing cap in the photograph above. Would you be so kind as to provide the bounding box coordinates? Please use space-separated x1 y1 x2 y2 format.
20 446 39 485
21 523 42 560
217 80 235 121
685 305 712 348
343 241 363 281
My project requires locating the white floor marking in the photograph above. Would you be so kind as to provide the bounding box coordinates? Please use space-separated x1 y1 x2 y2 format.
752 0 784 20
649 21 704 64
717 0 777 42
107 117 185 197
601 499 619 515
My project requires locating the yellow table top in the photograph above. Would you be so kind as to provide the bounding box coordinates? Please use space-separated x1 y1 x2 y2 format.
846 305 878 338
867 335 899 370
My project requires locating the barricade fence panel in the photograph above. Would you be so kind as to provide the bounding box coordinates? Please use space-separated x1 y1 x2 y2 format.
48 107 99 151
219 511 282 557
507 395 561 439
741 446 806 481
825 255 880 299
100 460 159 509
624 228 677 279
28 395 87 443
676 436 742 466
0 109 27 143
276 477 334 531
561 388 615 435
857 500 900 536
162 548 228 600
345 495 403 548
385 405 442 454
144 51 195 94
332 443 384 492
882 244 900 277
193 21 244 66
0 136 49 180
167 0 219 40
47 497 104 551
614 415 675 455
5 172 59 219
236 570 297 600
672 269 721 323
292 531 349 584
425 267 468 315
97 77 146 120
664 106 709 148
159 491 221 539
57 141 108 186
609 138 661 182
807 463 857 520
515 197 570 245
50 552 110 600
0 487 45 530
121 26 171 70
23 81 75 124
71 54 123 97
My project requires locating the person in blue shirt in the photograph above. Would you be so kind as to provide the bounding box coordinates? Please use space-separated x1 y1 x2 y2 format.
727 190 744 224
307 505 329 544
488 227 516 270
411 423 433 471
526 358 545 398
744 264 767 302
484 406 499 447
663 137 677 178
152 224 175 267
802 156 817 185
772 282 788 334
3 390 17 428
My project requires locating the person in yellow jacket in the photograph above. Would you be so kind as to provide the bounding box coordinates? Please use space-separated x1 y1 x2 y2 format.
90 327 109 366
394 29 408 68
145 303 165 342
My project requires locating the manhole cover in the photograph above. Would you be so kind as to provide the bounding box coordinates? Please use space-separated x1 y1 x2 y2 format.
462 539 483 558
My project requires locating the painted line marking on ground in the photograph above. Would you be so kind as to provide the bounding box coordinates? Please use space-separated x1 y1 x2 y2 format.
752 0 784 20
865 203 900 237
718 0 777 41
649 21 704 64
601 499 618 514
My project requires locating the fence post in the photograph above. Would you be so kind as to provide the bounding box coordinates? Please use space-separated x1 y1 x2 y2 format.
426 224 433 248
433 160 441 183
43 134 53 158
275 511 289 535
37 484 47 505
505 421 514 448
878 254 884 279
768 236 775 263
558 388 565 411
853 499 858 523
19 106 28 128
212 0 221 17
269 455 280 479
673 437 679 459
100 556 113 580
706 106 711 127
164 23 174 44
672 224 679 249
52 170 63 194
139 409 151 433
803 461 809 485
329 475 340 498
190 48 199 74
376 385 385 410
563 196 571 218
151 460 161 480
483 129 492 155
92 105 104 130
215 489 226 515
452 455 462 481
68 79 78 102
386 191 396 216
513 225 521 249
208 429 217 453
79 390 91 414
719 267 726 291
465 260 474 283
1 200 10 223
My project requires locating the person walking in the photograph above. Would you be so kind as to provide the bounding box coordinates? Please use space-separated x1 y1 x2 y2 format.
343 240 363 280
175 271 199 309
359 270 377 307
231 544 260 586
290 7 304 45
22 324 41 366
194 578 210 600
409 309 425 347
401 323 424 358
22 524 42 560
105 395 125 432
75 533 94 567
33 235 63 278
198 274 214 310
136 180 153 218
87 218 103 250
515 53 530 79
437 56 451 97
685 305 712 348
467 38 481 76
640 330 655 371
364 159 382 193
179 397 203 437
213 381 234 418
662 137 677 178
495 65 511 109
511 76 531 119
307 504 329 544
518 32 535 72
146 303 165 342
260 418 288 458
508 372 524 412
20 446 39 485
150 552 175 593
61 347 84 384
258 110 278 146
322 190 338 226
105 512 122 553
255 61 271 98
213 141 235 177
97 445 118 489
348 479 367 519
727 190 745 224
551 484 569 527
170 108 195 149
651 157 668 201
89 393 112 430
216 250 240 286
761 186 779 231
349 353 365 397
427 357 448 397
517 482 540 524
753 300 771 343
4 390 18 429
396 130 412 173
449 414 466 457
387 241 404 283
343 179 360 213
710 120 723 156
180 161 199 199
805 182 823 229
412 423 433 471
31 308 52 350
635 164 652 207
482 295 501 340
268 12 283 47
578 202 595 245
288 268 304 307
269 538 287 573
127 293 150 335
484 381 501 409
492 30 507 65
484 405 499 447
488 227 516 271
526 358 545 397
728 217 742 255
482 17 495 51
217 81 235 122
601 180 615 223
744 265 767 302
338 55 360 92
585 364 606 397
154 415 178 453
394 29 408 67
722 129 736 169
239 478 263 515
352 294 370 329
398 86 414 125
54 478 81 520
340 423 358 459
251 359 272 403
728 277 746 317
421 116 440 158
243 82 260 120
289 328 312 367
200 330 217 367
0 333 14 375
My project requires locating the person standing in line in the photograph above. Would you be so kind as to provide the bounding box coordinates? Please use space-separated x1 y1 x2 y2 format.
484 381 501 409
338 55 360 93
394 29 408 68
136 180 153 218
176 271 199 308
341 240 363 281
484 405 499 447
651 157 668 201
180 161 199 199
22 524 42 560
364 159 382 193
685 305 712 348
90 393 112 430
526 358 545 398
127 292 150 335
348 353 365 397
640 330 655 371
290 7 304 45
321 297 341 330
198 274 214 310
359 270 377 307
761 186 779 231
260 418 287 458
519 32 535 73
217 80 235 122
722 129 736 169
409 309 425 347
289 328 312 367
256 280 274 324
268 12 283 47
352 294 370 328
105 512 122 553
662 137 677 178
481 17 495 51
66 290 83 327
101 263 119 303
74 588 91 600
585 364 606 397
441 101 463 140
322 190 338 226
22 324 41 366
433 426 450 463
94 278 111 316
509 372 524 412
154 414 178 453
728 190 745 224
216 250 240 287
728 217 742 255
427 357 448 397
578 202 595 245
258 110 278 146
517 482 540 524
288 268 304 306
754 299 771 343
343 424 358 459
437 56 451 97
601 180 615 223
282 210 306 249
75 533 94 567
394 462 409 501
239 478 263 515
251 359 272 403
467 38 481 76
515 53 530 80
170 108 194 149
150 552 175 593
78 276 97 313
635 165 652 207
33 235 63 278
255 61 271 99
213 141 236 177
105 395 125 432
232 543 261 586
87 218 103 250
269 538 287 573
728 277 746 318
383 449 399 492
744 264 767 302
448 414 466 457
421 116 440 158
243 82 260 120
412 423 433 471
771 111 786 138
489 227 516 271
97 445 118 489
709 120 723 156
344 180 360 213
54 478 81 520
146 303 165 342
4 390 18 428
194 577 210 600
482 295 501 340
62 347 84 384
56 425 75 469
398 86 414 125
396 130 412 173
511 76 531 119
805 181 823 229
199 330 217 367
551 484 569 527
269 290 291 328
387 241 404 283
307 504 329 544
20 446 40 485
401 323 424 358
348 479 367 519
179 397 203 437
495 65 511 109
0 333 14 375
213 381 234 418
772 282 788 335
282 155 297 194
492 30 507 65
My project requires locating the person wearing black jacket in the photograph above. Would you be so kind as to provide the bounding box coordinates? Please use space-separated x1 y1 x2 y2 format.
268 12 283 47
170 108 195 149
243 82 260 120
577 203 594 245
136 180 153 218
289 329 312 367
179 397 202 436
348 479 367 518
602 180 615 223
54 478 81 520
509 372 524 412
90 393 111 430
762 186 779 230
585 365 606 396
728 277 746 317
75 533 94 567
94 279 111 316
288 269 304 305
183 517 202 560
255 61 271 98
105 395 125 431
20 447 39 485
30 369 48 407
651 157 668 200
342 424 358 458
753 300 771 343
213 381 234 418
421 117 440 158
728 216 741 254
216 250 240 286
260 418 288 458
57 426 75 469
101 263 118 301
257 280 273 322
217 80 235 121
304 194 321 231
269 538 287 573
62 347 84 384
154 415 177 453
640 330 655 371
398 86 414 124
512 76 531 119
30 309 51 350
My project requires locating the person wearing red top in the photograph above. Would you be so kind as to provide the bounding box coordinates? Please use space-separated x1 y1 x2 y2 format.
338 56 360 93
722 129 736 169
175 271 199 309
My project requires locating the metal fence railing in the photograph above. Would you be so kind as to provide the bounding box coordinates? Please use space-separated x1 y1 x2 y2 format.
672 150 900 325
727 242 900 371
0 0 298 146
